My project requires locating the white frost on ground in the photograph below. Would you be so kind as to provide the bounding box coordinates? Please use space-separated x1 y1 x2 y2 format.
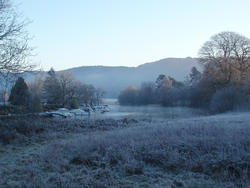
0 109 250 187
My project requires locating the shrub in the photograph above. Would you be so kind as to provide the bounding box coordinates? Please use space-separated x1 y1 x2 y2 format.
0 123 16 144
69 98 79 109
118 86 139 105
0 118 46 144
209 87 244 113
160 87 189 106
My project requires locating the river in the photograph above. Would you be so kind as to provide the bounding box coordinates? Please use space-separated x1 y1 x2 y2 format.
91 98 206 120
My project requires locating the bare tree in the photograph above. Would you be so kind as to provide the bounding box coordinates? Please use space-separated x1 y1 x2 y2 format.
0 70 15 98
73 81 87 104
0 0 33 87
199 31 250 85
28 72 45 99
57 71 77 106
94 88 105 105
43 69 102 108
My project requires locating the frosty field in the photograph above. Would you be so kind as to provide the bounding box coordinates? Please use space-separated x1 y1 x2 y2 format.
0 106 249 188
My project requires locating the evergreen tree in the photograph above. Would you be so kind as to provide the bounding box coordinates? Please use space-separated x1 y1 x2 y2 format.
43 68 63 105
189 67 201 86
9 77 30 106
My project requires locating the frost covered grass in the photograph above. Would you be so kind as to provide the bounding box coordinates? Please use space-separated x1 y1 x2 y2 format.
0 112 250 187
0 117 136 145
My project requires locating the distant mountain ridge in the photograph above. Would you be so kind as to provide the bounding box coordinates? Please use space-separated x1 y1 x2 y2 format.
63 57 200 97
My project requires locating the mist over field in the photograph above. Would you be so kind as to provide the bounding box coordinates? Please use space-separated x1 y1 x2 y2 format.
19 57 200 97
64 58 200 97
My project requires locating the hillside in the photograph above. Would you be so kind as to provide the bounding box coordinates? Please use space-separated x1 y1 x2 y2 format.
64 57 200 97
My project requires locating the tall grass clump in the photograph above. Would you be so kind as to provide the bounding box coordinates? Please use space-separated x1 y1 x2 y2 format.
37 118 250 186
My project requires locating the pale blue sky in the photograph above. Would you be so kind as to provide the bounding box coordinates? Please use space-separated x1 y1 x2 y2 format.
16 0 250 70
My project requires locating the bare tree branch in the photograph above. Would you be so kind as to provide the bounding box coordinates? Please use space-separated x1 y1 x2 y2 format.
0 0 34 87
199 31 250 85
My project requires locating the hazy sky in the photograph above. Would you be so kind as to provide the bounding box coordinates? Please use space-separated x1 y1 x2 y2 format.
17 0 250 70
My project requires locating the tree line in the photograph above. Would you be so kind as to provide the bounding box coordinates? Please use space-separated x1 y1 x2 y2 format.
119 31 250 113
6 68 104 112
118 74 187 106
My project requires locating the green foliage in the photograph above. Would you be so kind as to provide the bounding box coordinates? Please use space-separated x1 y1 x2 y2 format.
9 77 30 106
